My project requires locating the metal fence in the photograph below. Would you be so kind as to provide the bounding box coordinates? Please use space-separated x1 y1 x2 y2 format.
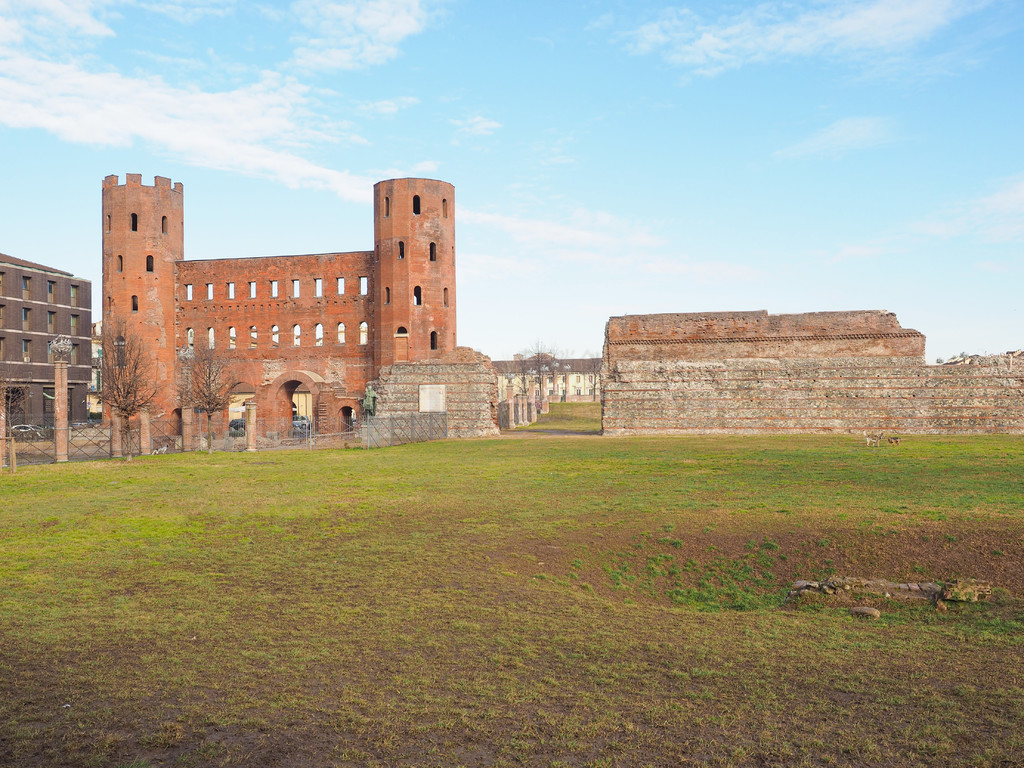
363 412 447 448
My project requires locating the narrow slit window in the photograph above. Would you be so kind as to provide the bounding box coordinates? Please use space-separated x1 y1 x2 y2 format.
315 323 323 346
292 279 300 298
228 327 236 349
293 324 301 346
442 198 448 218
208 328 215 349
187 328 194 348
337 323 345 343
117 255 123 273
413 286 422 306
227 282 235 299
249 326 258 347
430 331 438 350
249 281 256 299
106 214 111 232
271 325 279 345
271 280 278 298
161 216 168 234
131 295 138 312
131 213 138 231
384 196 390 217
146 255 154 272
315 278 323 297
359 322 368 345
206 283 213 300
412 195 420 215
70 284 78 306
443 287 449 307
186 284 193 301
398 242 405 260
429 242 436 261
337 277 345 295
359 276 368 295
384 286 390 305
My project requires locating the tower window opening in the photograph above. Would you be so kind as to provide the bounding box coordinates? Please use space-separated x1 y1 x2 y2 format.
131 295 138 312
412 195 421 215
271 280 279 298
359 322 368 345
443 287 449 307
413 286 422 306
337 323 345 343
186 283 193 301
384 286 390 304
396 326 408 335
315 323 324 346
429 242 436 261
208 328 215 349
271 325 280 345
117 255 123 273
337 277 345 295
359 276 368 295
228 327 236 349
106 214 111 232
227 282 235 299
384 196 390 217
249 326 257 347
249 281 256 298
292 279 300 298
315 278 323 297
187 328 194 348
131 213 138 231
442 198 448 218
293 324 301 346
398 241 405 259
146 255 154 272
430 331 438 350
206 283 213 300
161 216 168 234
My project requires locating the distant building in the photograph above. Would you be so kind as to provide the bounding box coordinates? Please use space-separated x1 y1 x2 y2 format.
492 354 601 403
0 254 93 424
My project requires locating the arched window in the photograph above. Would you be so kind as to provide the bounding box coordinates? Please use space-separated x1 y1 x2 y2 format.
315 323 324 346
228 327 236 350
443 287 449 307
430 331 438 350
384 286 390 304
106 214 111 232
208 327 215 349
146 255 154 272
161 216 168 234
412 195 420 215
271 325 279 345
187 328 194 348
249 326 257 347
429 242 436 261
293 324 301 346
384 196 390 217
359 322 368 345
442 199 448 218
396 326 408 335
413 286 422 306
131 295 138 312
337 323 346 343
398 241 405 260
117 255 123 273
130 213 138 231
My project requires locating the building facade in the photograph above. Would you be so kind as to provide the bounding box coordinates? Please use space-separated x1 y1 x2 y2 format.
0 254 92 424
493 354 602 403
101 174 456 431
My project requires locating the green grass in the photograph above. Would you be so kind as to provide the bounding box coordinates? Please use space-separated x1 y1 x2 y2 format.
2 434 1024 766
516 401 602 433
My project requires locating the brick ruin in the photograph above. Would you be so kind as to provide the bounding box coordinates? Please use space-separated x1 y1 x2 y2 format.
101 174 493 437
601 310 1024 435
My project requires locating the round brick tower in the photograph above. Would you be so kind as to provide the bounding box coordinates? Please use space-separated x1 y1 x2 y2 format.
372 178 456 373
101 174 184 416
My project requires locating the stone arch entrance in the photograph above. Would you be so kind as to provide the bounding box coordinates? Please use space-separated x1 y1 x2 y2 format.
259 370 327 429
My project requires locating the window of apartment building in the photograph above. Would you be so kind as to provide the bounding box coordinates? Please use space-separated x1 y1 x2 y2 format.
47 281 55 300
337 277 345 295
0 304 4 324
69 313 79 333
71 344 79 365
0 337 4 359
271 325 279 344
291 279 300 298
293 324 301 346
22 338 32 362
0 272 4 294
186 284 193 301
337 323 345 344
22 307 30 330
271 280 279 298
315 278 323 297
206 283 213 300
227 282 235 300
359 322 368 345
249 281 256 299
315 323 323 346
47 311 55 333
359 276 368 295
228 327 236 349
22 276 31 299
70 284 78 307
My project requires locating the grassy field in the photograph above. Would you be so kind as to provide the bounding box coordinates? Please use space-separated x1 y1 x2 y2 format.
1 434 1023 767
516 401 602 434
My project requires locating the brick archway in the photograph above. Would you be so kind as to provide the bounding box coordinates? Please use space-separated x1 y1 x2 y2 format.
259 370 327 424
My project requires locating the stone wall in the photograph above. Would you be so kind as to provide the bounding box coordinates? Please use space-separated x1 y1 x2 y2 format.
602 311 1024 435
371 347 500 438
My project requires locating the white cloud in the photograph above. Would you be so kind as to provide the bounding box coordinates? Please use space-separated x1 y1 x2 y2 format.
451 116 501 136
910 176 1024 243
1 0 115 42
358 96 419 114
625 0 990 75
775 116 895 158
0 52 374 199
290 0 431 71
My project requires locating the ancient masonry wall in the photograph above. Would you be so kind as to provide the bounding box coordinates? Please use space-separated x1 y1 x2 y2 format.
602 311 1024 435
371 347 500 438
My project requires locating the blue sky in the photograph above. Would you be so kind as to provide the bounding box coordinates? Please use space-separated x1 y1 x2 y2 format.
1 0 1021 361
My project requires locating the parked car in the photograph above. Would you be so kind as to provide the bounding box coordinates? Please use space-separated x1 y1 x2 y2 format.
11 424 52 441
228 418 246 436
292 415 311 437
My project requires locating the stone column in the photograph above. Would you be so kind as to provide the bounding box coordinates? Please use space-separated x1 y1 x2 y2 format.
139 409 152 455
0 404 7 471
110 412 122 458
245 401 257 452
54 361 69 462
182 407 194 452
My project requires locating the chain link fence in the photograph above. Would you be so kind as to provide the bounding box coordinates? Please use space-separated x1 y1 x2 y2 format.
363 412 447 448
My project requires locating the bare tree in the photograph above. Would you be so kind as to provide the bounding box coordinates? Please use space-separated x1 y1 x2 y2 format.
520 340 562 406
178 345 234 454
99 320 157 460
577 352 603 401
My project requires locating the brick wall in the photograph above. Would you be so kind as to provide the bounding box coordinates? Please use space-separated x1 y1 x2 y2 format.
371 347 500 438
602 311 1024 435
